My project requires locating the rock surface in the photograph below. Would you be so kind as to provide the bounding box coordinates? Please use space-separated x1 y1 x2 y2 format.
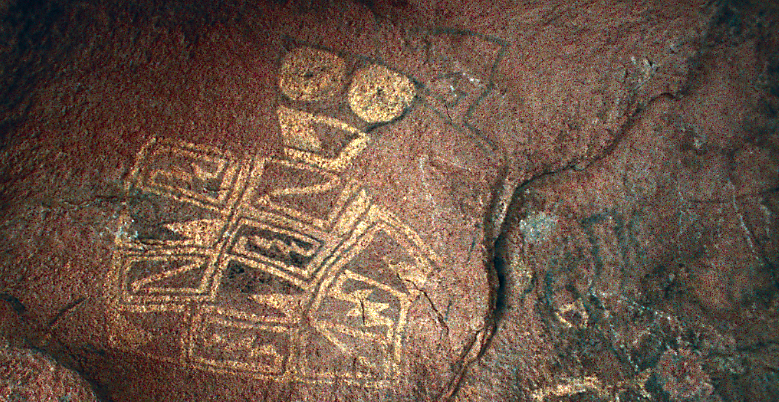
0 344 98 402
0 0 776 401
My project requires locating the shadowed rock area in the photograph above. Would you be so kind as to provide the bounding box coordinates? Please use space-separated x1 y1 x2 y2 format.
0 0 777 400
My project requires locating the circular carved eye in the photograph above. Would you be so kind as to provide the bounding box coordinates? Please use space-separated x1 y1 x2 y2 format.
348 64 415 123
279 47 346 102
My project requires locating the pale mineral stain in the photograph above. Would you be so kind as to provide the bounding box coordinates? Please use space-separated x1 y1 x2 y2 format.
518 212 558 244
509 258 533 294
530 369 651 401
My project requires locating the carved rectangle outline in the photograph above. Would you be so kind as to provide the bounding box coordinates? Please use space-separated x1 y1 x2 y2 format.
117 249 218 305
226 218 325 280
188 306 293 376
128 137 248 212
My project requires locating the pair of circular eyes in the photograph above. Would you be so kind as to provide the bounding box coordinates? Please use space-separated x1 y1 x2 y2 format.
278 47 416 124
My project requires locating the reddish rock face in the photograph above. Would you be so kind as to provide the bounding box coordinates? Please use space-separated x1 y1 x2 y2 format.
1 1 502 399
0 345 97 401
0 0 777 401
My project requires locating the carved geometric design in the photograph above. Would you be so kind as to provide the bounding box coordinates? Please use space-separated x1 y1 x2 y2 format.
106 43 461 387
277 105 368 172
128 138 248 212
117 251 217 305
189 306 293 376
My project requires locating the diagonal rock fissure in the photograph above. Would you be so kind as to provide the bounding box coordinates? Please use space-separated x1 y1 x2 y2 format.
445 66 708 400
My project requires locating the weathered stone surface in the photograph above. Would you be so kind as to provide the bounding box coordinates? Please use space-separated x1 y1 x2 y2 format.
0 0 776 401
1 1 499 399
0 344 97 401
456 2 779 400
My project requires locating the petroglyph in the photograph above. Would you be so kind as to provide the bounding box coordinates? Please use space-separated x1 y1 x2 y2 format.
106 30 510 385
348 64 416 123
107 46 439 387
